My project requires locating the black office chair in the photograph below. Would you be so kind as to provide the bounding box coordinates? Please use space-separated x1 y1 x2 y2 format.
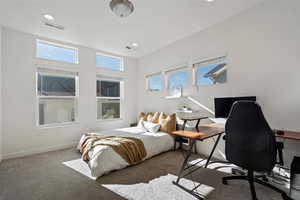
222 101 292 200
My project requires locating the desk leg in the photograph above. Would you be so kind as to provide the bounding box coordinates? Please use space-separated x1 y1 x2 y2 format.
204 134 222 168
175 139 195 184
173 139 204 199
182 120 187 130
195 119 201 132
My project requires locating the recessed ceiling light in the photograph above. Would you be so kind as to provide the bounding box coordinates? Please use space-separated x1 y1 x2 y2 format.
43 14 55 21
205 0 215 2
132 42 139 47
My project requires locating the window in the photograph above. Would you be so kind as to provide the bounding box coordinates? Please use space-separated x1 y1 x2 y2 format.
166 67 188 90
194 56 227 86
37 68 78 126
36 40 78 64
146 73 162 91
96 76 122 120
96 53 123 71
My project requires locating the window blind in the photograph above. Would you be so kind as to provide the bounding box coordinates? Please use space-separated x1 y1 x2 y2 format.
193 56 226 68
37 67 78 76
165 66 188 75
96 74 123 81
145 72 161 78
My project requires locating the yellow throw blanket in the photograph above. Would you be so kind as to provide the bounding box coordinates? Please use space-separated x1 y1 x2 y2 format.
79 133 147 165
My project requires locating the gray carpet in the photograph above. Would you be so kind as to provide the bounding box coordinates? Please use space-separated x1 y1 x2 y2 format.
0 148 289 200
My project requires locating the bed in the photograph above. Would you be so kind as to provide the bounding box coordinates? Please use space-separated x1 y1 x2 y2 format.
77 126 175 178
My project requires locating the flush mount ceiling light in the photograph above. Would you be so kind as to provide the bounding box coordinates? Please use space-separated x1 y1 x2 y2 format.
110 0 134 18
43 14 55 21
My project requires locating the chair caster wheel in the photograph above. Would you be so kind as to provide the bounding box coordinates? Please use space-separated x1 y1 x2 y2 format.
222 179 228 185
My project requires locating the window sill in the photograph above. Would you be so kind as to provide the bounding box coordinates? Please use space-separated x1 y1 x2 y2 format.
147 90 162 93
97 118 123 122
165 96 182 99
38 121 79 129
195 82 228 88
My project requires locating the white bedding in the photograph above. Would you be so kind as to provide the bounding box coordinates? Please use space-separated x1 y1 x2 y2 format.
77 126 174 178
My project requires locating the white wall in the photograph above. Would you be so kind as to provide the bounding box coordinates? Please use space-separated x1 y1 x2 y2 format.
137 0 300 166
2 28 138 159
0 26 2 163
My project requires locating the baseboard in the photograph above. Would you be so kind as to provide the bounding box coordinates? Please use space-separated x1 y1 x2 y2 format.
3 141 78 160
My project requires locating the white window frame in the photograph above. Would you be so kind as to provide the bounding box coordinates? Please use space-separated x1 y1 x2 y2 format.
165 66 189 89
192 55 227 86
36 68 79 128
36 39 79 64
146 72 163 92
96 52 124 72
96 76 123 121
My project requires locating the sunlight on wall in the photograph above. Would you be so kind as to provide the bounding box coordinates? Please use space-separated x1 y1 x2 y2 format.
186 96 215 115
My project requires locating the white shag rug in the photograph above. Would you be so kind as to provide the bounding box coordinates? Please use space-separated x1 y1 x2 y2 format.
63 155 293 200
102 174 214 200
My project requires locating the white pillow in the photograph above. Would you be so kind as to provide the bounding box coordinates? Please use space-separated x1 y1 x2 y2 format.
137 119 147 131
142 121 161 133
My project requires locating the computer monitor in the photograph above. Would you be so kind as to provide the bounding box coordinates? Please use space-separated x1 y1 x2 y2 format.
214 96 256 118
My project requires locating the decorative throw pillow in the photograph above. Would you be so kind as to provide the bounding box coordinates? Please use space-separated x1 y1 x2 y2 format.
143 121 161 133
139 112 146 121
147 112 159 123
159 113 176 133
158 112 167 121
139 112 152 121
147 113 153 122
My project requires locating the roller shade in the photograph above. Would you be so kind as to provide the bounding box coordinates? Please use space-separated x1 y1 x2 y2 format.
37 67 78 76
96 74 123 81
145 72 161 78
165 65 188 75
193 56 226 68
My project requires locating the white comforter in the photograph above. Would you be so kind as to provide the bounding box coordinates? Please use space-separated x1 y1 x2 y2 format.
77 127 174 178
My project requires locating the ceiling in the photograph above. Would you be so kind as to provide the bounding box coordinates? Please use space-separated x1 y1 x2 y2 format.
0 0 265 58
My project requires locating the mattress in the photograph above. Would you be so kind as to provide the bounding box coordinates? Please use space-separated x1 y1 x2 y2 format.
77 126 174 178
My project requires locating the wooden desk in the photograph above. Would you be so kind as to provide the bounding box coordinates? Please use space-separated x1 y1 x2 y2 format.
275 130 300 141
170 123 225 200
179 116 208 131
173 123 225 140
200 123 300 141
171 124 300 200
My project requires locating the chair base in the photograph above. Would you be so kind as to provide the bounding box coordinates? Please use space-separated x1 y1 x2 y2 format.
223 171 293 200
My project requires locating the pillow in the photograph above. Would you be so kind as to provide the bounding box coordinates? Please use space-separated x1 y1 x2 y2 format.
147 112 160 123
158 112 167 121
139 112 153 121
159 113 176 133
142 121 161 133
139 112 146 121
137 119 147 131
147 113 153 121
